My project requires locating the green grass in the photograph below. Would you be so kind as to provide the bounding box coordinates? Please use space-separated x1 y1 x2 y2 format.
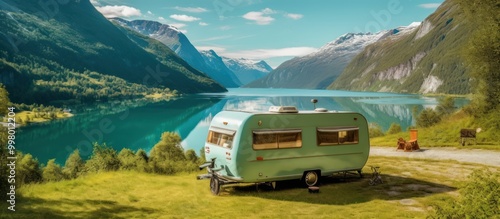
2 156 497 219
371 111 500 151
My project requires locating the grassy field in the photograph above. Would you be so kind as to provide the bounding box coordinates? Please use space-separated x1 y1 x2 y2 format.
371 111 500 151
1 156 497 219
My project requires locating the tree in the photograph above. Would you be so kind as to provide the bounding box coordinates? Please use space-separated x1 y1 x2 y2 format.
185 149 199 164
135 149 149 172
0 84 9 115
43 159 64 182
368 123 385 137
436 96 455 116
85 143 120 173
386 123 402 135
63 149 84 179
17 153 42 185
118 148 137 170
457 0 500 114
149 132 186 174
416 108 441 128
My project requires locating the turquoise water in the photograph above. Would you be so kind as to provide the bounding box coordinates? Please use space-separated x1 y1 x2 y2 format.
15 88 466 164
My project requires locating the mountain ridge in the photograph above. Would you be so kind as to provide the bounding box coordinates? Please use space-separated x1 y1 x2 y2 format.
329 0 472 94
245 24 419 89
0 0 225 104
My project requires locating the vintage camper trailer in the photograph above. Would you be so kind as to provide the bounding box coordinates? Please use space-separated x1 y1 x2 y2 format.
197 106 370 195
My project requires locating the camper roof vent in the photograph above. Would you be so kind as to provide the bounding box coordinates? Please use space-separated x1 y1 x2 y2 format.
269 106 298 113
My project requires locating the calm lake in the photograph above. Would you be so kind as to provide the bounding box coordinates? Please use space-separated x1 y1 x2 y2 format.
16 88 468 164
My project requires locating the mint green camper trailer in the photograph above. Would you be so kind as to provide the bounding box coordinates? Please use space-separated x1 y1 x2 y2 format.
197 106 370 195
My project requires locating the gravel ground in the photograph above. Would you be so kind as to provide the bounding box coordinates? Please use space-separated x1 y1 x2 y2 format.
370 146 500 167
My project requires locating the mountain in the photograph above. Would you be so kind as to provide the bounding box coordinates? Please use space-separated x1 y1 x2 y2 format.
198 50 242 88
110 18 242 88
222 57 272 85
245 27 417 89
329 0 473 94
0 0 225 104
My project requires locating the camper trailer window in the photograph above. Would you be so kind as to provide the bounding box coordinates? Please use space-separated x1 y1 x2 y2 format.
207 130 234 149
253 129 302 150
317 127 359 146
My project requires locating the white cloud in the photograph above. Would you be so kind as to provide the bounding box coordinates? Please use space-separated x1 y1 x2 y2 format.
174 7 208 13
199 22 208 26
193 35 233 43
90 0 99 5
170 14 201 22
95 5 141 18
242 8 276 25
158 16 166 21
418 3 441 9
147 11 153 15
221 47 317 60
170 23 187 29
285 13 303 20
196 46 227 53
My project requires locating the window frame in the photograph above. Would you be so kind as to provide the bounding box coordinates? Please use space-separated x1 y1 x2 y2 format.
316 126 359 146
206 127 236 149
252 129 303 150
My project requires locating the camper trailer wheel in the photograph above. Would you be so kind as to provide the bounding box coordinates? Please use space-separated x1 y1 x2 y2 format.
210 176 220 195
304 171 319 186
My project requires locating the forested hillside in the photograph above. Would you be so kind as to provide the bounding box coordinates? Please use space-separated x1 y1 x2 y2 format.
330 0 473 94
0 0 225 104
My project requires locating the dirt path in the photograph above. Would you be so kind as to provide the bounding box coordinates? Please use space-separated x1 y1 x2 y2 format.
370 146 500 167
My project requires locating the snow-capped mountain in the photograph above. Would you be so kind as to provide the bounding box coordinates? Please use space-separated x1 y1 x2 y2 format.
199 50 242 87
222 57 272 85
110 18 241 88
246 23 420 89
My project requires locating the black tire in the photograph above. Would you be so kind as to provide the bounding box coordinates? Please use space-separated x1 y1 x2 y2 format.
304 171 319 187
210 176 220 195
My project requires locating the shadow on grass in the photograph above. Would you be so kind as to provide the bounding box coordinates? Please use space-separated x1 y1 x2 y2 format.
222 173 456 205
0 197 156 219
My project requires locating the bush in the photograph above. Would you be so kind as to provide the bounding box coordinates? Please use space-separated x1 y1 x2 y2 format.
386 123 402 135
63 149 84 179
135 149 150 172
85 143 120 173
17 153 42 185
430 169 499 218
436 96 456 116
369 123 385 137
118 148 137 170
149 132 186 174
416 108 441 128
185 149 199 164
42 159 64 182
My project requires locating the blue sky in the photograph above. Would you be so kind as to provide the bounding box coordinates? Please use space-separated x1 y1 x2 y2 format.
92 0 444 68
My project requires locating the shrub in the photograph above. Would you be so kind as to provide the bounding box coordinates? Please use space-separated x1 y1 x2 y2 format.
430 169 499 218
386 123 402 135
369 123 385 137
17 153 42 185
42 159 64 182
436 96 456 116
149 132 186 174
85 143 120 173
118 148 137 170
416 108 441 128
185 149 198 164
63 149 84 179
135 149 150 172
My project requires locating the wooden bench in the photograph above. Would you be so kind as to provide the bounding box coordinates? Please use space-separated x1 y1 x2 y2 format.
460 129 476 146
